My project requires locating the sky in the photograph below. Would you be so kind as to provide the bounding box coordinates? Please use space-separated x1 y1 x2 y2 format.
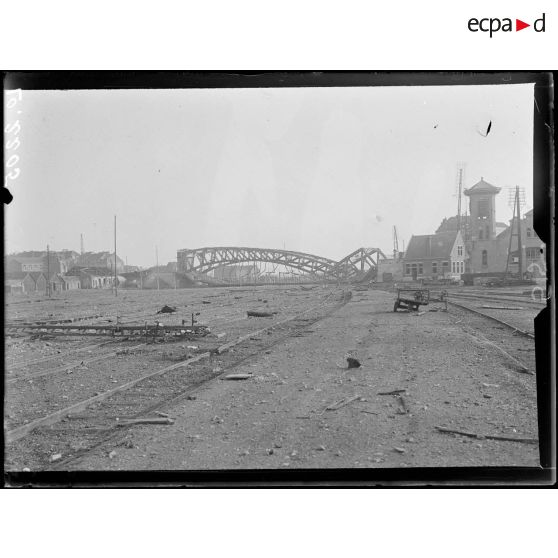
5 83 534 268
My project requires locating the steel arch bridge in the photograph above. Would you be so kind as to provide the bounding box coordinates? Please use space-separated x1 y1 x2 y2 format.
177 246 386 283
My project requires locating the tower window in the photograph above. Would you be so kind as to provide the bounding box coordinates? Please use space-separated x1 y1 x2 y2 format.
457 245 463 256
527 228 532 238
482 250 488 266
478 198 490 218
479 228 484 240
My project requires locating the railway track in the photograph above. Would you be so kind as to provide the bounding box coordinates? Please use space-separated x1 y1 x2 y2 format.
449 291 546 309
448 298 535 338
5 289 349 471
6 342 147 384
8 340 115 370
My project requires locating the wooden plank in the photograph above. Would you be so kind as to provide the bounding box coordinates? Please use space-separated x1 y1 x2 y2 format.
435 426 538 444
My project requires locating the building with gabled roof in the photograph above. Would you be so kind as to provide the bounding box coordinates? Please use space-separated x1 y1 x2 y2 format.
403 230 466 280
76 252 125 273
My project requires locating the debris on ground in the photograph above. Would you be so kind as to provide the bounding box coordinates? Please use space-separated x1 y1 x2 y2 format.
202 301 211 304
156 305 177 314
117 417 175 426
108 450 117 459
435 426 537 444
326 394 361 411
396 395 410 414
154 411 169 418
247 310 273 318
378 389 406 395
394 447 406 453
482 383 500 388
223 373 253 381
481 305 524 311
346 357 361 369
49 453 62 462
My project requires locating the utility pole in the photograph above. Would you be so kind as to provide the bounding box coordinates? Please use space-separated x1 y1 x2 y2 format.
114 215 118 297
505 186 525 279
156 246 160 290
393 226 399 260
46 244 51 297
456 167 463 233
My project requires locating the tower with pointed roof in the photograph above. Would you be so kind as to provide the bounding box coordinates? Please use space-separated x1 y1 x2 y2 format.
464 177 501 242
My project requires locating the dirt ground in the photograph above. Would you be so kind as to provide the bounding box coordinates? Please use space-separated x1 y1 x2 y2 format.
43 288 539 471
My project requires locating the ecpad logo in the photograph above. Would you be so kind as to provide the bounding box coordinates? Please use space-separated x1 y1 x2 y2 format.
468 13 546 37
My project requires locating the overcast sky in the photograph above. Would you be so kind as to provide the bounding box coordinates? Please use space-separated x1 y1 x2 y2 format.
5 83 534 267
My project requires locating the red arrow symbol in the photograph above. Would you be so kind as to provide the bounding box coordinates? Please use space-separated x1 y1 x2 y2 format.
516 19 530 31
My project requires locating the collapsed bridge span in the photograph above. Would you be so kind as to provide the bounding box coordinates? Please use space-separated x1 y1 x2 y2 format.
177 246 386 283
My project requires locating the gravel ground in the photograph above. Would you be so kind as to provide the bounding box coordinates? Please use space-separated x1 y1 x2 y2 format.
48 288 539 471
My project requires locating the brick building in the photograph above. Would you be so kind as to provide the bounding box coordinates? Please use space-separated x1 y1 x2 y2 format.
403 230 466 281
463 178 545 277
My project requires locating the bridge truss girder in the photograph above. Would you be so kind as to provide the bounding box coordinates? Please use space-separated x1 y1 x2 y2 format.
177 246 386 283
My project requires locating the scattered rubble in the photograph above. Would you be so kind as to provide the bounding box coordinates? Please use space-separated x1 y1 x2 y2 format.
223 374 253 381
326 395 361 411
247 311 274 318
156 305 177 314
346 357 361 369
117 417 175 426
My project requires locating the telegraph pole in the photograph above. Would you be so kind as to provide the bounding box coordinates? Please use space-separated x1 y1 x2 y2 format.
46 244 51 297
114 215 118 297
517 188 524 278
505 186 525 279
156 246 160 290
456 167 463 233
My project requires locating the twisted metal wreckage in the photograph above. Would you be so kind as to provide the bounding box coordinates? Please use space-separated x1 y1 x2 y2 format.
177 246 386 284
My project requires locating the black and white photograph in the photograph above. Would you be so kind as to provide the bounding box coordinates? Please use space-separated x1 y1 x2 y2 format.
3 72 553 484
